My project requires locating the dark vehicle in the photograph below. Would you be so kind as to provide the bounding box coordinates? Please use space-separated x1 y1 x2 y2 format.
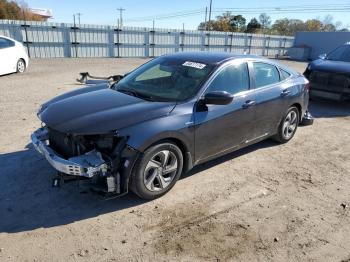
31 52 310 199
304 43 350 101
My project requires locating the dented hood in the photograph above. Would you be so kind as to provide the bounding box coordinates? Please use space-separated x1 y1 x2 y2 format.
39 84 176 134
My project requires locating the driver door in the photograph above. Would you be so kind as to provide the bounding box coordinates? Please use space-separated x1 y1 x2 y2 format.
194 61 256 163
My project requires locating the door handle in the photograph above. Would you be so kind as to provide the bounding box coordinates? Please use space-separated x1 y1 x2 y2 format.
281 89 291 97
242 100 256 109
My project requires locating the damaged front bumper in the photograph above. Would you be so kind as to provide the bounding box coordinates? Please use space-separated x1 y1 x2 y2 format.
31 127 140 197
31 127 108 178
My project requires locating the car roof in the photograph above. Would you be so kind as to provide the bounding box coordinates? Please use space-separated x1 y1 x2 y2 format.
0 35 17 42
162 51 263 65
161 51 298 75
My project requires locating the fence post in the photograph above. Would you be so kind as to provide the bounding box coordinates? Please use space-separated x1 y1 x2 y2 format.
229 33 234 53
282 38 287 56
21 20 31 58
248 34 252 54
224 33 229 52
179 30 185 52
115 27 121 58
201 31 205 51
262 35 267 56
62 23 71 57
107 26 114 57
144 29 150 57
175 31 180 52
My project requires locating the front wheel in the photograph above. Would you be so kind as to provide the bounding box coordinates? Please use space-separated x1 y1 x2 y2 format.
16 59 26 73
273 106 299 143
130 142 183 200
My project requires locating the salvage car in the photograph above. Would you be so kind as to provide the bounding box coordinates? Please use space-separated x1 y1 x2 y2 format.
304 43 350 101
31 52 311 199
0 35 29 75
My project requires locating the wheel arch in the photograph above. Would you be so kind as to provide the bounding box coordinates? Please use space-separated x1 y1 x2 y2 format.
290 102 302 121
134 134 194 174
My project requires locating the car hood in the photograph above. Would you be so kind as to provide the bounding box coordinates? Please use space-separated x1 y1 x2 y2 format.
39 84 176 134
309 59 350 74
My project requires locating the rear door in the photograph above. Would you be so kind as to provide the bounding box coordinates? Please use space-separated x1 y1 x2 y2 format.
194 61 256 162
249 61 289 138
0 38 16 75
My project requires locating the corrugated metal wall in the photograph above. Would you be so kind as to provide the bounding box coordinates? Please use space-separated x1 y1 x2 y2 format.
0 20 294 58
294 31 350 60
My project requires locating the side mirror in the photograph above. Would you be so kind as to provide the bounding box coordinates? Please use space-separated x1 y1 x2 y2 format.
318 53 327 60
202 91 233 105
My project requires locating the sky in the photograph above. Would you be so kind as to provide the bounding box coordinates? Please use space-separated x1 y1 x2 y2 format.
25 0 350 30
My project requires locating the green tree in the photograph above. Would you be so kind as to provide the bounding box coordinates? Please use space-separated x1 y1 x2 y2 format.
305 19 323 31
230 15 246 32
0 0 44 21
272 18 290 35
259 13 271 33
246 18 261 33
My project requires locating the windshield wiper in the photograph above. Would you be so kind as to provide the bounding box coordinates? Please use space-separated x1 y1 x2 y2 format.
117 88 156 101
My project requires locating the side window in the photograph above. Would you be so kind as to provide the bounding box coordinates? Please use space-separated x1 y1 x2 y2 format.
280 69 291 80
253 62 280 88
0 38 14 49
206 63 249 94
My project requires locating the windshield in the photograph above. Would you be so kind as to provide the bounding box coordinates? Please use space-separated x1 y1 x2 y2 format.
113 57 215 102
327 45 350 62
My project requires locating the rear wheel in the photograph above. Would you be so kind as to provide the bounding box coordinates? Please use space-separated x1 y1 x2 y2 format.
16 59 26 73
273 106 299 143
130 142 183 200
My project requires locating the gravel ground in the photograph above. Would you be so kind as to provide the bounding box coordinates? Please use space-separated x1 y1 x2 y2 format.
0 58 349 262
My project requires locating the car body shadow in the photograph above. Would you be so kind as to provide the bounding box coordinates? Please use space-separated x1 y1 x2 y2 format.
0 139 278 234
308 99 350 118
0 144 146 233
182 139 278 179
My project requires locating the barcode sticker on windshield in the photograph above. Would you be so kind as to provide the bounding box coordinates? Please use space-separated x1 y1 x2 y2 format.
182 61 206 69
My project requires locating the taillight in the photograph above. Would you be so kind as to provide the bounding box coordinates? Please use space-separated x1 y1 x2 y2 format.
305 82 311 92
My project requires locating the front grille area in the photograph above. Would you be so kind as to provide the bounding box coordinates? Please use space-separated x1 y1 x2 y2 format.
48 128 76 158
310 71 350 93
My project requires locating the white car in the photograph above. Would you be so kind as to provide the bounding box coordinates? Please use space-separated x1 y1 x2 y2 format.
0 35 29 76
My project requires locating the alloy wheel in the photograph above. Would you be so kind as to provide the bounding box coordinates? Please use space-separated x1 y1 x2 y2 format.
143 150 178 192
282 110 298 140
17 60 25 73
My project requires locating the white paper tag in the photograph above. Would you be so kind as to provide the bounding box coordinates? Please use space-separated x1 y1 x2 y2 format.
182 61 206 69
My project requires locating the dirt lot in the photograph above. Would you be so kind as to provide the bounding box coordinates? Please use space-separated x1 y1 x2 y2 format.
0 58 349 262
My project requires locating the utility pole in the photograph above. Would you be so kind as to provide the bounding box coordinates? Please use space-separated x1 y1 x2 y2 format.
77 13 82 25
204 6 208 30
208 0 212 31
117 7 125 27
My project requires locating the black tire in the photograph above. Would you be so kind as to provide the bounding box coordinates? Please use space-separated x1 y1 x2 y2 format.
130 142 183 200
16 59 26 73
273 106 300 144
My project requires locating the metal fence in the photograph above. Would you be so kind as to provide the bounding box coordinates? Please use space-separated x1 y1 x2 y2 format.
0 20 294 58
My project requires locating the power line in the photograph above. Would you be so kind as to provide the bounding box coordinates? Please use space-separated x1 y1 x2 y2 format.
124 4 350 23
125 9 203 22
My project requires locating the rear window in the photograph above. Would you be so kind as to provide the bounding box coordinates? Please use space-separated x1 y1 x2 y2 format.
280 69 291 80
0 38 15 49
252 62 280 88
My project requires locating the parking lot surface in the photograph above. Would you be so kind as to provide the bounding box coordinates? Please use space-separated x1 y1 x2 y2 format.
0 58 349 261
